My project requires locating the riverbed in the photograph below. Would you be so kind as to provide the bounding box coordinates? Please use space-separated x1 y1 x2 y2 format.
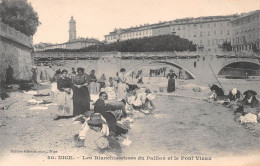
123 96 260 157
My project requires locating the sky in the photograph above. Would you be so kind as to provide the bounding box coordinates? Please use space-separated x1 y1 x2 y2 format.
28 0 260 44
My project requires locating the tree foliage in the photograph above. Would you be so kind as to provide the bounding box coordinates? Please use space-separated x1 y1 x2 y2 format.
43 35 197 52
0 0 40 36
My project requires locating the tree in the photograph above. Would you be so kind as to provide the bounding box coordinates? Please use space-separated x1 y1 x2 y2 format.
0 0 40 36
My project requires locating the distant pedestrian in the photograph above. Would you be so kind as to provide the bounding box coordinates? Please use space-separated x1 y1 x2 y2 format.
117 68 128 100
6 65 14 84
89 70 97 94
69 67 77 79
167 69 177 92
31 66 38 84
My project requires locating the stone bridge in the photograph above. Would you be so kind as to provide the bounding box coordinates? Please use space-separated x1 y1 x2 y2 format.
33 51 260 84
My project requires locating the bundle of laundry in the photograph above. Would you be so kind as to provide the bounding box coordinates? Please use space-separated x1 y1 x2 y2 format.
239 113 258 124
105 87 117 100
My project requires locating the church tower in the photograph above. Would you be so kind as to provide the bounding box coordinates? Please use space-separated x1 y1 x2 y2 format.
69 16 76 41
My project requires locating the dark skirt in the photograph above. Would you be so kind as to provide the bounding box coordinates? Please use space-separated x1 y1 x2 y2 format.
73 86 90 116
167 78 175 92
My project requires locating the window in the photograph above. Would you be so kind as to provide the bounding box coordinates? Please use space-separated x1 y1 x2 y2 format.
200 31 202 37
220 23 223 26
183 25 185 30
214 31 216 35
221 30 223 35
200 24 203 28
208 23 210 28
227 22 230 26
227 30 230 35
207 40 210 46
200 40 203 45
214 23 216 27
208 31 210 36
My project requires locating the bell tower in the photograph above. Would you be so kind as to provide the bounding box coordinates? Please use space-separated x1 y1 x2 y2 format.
69 16 76 41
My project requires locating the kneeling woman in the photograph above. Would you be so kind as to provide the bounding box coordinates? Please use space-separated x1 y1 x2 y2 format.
56 70 73 117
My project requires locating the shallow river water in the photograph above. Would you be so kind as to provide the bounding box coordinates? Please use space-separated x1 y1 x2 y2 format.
122 96 260 157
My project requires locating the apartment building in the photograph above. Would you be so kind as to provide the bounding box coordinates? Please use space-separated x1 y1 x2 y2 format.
230 10 260 51
104 13 254 51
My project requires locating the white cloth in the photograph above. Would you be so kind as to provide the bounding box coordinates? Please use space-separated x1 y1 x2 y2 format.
78 115 109 139
248 96 253 104
232 88 237 95
239 113 258 124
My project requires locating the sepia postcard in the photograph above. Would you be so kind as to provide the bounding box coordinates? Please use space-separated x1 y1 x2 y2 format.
0 0 260 165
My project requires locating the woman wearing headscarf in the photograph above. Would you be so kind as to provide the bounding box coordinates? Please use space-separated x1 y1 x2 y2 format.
72 68 91 116
56 70 73 117
227 88 242 102
242 90 259 108
167 69 177 92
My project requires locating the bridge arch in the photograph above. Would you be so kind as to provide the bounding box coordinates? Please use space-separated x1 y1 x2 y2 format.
217 59 260 78
126 60 196 79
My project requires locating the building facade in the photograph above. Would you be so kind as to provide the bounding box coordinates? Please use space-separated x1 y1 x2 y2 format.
230 10 260 52
104 15 237 51
104 11 259 52
170 15 235 51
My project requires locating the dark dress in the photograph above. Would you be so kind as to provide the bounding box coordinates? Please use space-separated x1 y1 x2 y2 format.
57 77 72 91
242 96 259 108
227 90 242 101
6 67 14 84
167 72 177 92
94 99 117 135
72 73 91 116
31 68 38 83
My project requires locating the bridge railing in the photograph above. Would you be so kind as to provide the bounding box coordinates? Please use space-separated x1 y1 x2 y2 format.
0 21 32 48
33 51 202 61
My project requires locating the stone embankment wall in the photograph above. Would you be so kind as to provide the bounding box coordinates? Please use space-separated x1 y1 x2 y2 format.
0 22 33 82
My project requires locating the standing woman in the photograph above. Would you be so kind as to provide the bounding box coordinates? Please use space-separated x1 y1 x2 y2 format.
117 68 128 100
72 68 91 116
89 70 97 94
57 70 73 117
31 66 38 85
167 69 177 93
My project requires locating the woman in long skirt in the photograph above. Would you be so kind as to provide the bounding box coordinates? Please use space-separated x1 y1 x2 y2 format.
72 67 91 116
56 70 73 117
89 70 97 94
31 67 38 84
117 68 128 100
167 69 177 92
